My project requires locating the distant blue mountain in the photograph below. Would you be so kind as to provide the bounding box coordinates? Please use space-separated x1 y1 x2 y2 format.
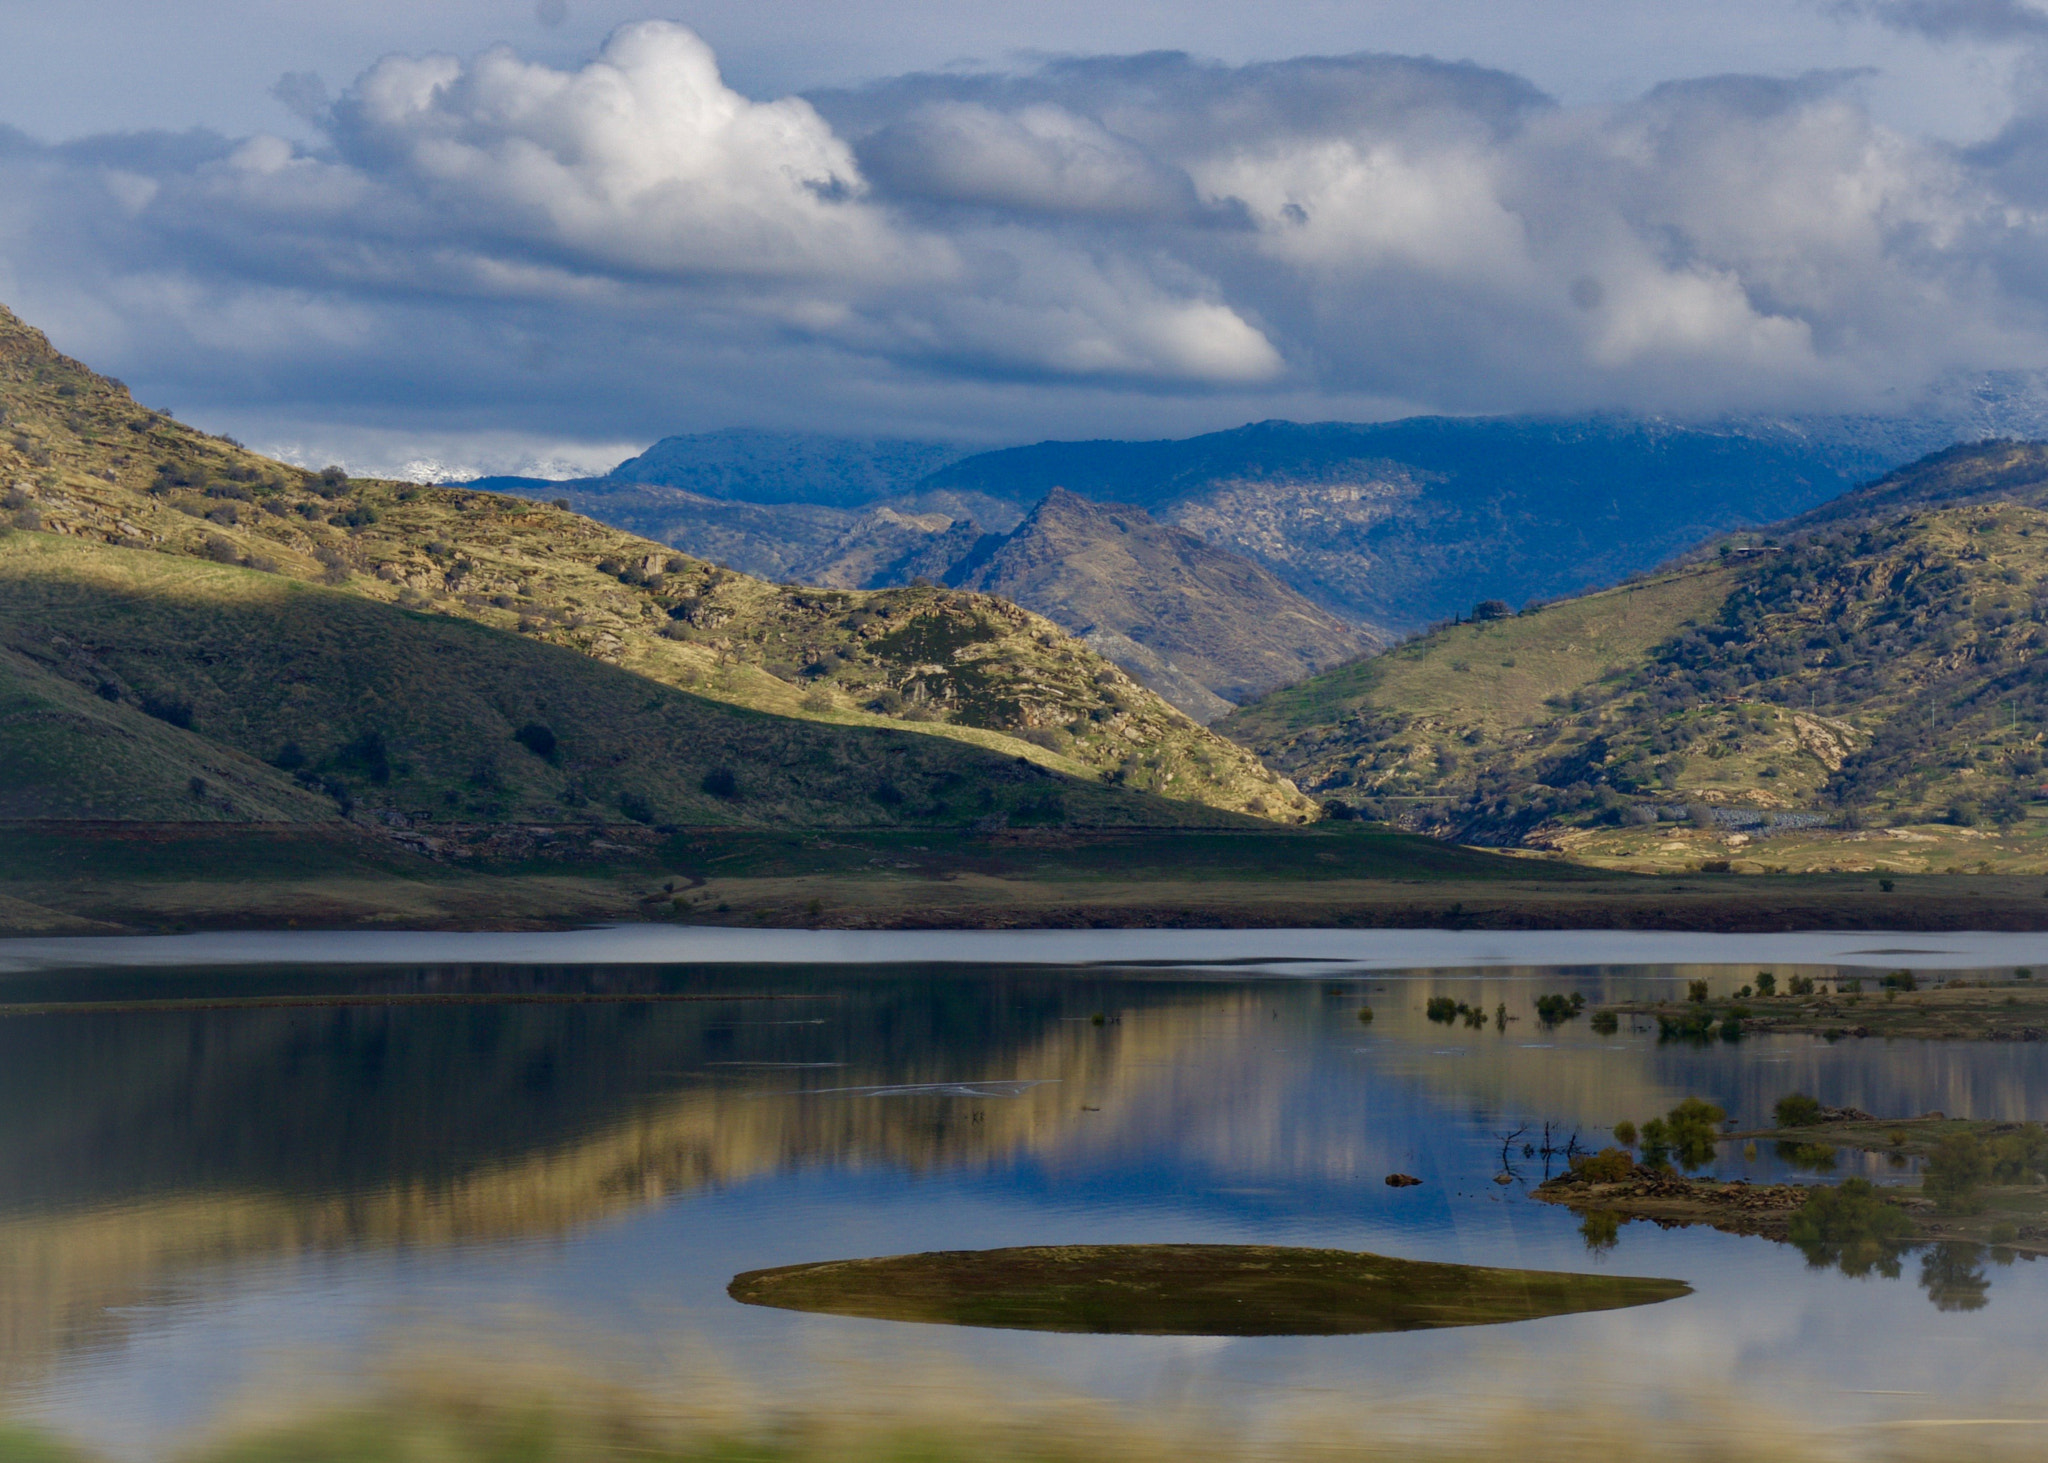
916 416 1922 626
466 411 1985 650
607 428 969 508
923 414 1899 509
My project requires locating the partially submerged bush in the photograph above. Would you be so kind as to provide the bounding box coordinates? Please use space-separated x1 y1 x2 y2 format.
1774 1093 1824 1129
1533 992 1586 1025
1655 1007 1714 1042
1665 1097 1725 1169
1788 1178 1913 1278
1636 1097 1725 1171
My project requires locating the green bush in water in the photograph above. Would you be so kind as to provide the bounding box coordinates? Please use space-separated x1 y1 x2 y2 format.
1665 1097 1726 1169
1925 1134 1991 1214
1636 1097 1725 1170
1589 1009 1619 1035
1775 1141 1837 1174
1425 996 1459 1023
1533 992 1586 1025
1612 1120 1637 1148
1638 1118 1671 1169
1656 1007 1714 1042
1788 1178 1913 1278
1774 1093 1824 1128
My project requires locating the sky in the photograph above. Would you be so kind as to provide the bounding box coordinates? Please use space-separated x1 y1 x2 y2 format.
5 0 2048 477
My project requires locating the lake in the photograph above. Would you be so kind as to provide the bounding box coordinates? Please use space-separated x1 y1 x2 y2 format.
3 928 2046 1458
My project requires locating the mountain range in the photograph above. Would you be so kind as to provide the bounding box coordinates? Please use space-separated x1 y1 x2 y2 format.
475 416 1931 718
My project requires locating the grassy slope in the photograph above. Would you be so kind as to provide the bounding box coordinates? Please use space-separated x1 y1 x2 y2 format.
0 303 1311 823
0 533 1245 831
1219 568 1738 825
1222 440 2048 856
0 638 335 822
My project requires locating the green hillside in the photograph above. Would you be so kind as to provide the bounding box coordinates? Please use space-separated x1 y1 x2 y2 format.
1222 440 2048 857
0 302 1311 824
0 631 335 822
0 532 1249 831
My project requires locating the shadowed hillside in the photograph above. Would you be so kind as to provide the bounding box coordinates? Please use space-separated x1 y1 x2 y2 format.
0 302 1310 823
0 534 1230 830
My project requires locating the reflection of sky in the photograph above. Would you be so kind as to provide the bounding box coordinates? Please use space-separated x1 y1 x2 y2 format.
11 960 2048 1459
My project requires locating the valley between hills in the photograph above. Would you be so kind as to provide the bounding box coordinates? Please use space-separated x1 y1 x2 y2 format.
14 294 2048 932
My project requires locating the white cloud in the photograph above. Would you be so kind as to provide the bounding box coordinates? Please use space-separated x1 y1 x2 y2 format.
859 102 1207 221
329 22 910 280
8 25 2048 459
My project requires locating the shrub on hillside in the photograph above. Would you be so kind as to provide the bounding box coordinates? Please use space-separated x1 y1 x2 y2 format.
512 723 558 762
701 767 740 799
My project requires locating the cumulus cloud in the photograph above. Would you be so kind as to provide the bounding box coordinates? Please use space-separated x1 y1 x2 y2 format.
858 102 1211 222
324 22 903 279
5 23 2048 463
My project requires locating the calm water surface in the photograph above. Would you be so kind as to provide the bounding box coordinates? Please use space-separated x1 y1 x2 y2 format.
3 929 2046 1456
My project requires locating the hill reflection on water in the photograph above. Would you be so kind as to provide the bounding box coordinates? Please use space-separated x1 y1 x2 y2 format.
2 957 2046 1447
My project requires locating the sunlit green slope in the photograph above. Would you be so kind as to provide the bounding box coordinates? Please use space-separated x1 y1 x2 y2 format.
1224 440 2048 842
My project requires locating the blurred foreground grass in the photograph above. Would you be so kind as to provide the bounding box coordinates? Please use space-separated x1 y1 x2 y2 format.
6 1356 2048 1463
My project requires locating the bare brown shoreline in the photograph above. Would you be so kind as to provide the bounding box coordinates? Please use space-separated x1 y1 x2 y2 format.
12 878 2048 939
13 820 2048 937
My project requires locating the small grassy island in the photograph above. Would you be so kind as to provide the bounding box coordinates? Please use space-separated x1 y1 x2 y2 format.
728 1244 1690 1335
1537 1112 2048 1257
